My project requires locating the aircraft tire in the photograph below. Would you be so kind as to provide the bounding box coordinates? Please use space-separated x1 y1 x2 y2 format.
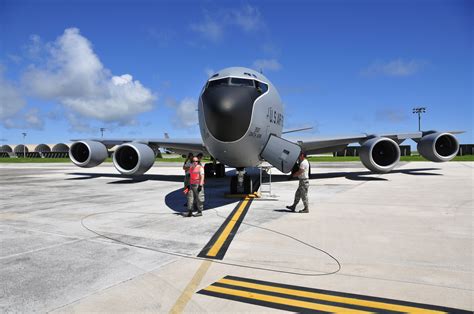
230 174 252 194
215 164 225 177
230 176 237 194
243 174 252 194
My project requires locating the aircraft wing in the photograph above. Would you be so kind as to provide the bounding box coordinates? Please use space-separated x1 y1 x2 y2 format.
287 131 464 155
71 138 208 154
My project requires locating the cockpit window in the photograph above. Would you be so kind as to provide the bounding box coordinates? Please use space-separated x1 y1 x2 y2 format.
255 80 268 93
207 78 229 88
202 80 261 142
230 78 255 87
207 77 268 94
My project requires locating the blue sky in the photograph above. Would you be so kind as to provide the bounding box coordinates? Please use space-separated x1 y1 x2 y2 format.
0 0 472 146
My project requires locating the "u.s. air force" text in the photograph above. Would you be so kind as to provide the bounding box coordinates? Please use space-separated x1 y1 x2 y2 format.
267 107 284 126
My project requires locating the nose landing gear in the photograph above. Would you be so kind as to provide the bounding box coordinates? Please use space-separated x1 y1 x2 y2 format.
230 168 252 194
203 162 252 194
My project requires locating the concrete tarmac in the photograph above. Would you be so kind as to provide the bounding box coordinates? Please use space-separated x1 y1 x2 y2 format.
0 161 472 313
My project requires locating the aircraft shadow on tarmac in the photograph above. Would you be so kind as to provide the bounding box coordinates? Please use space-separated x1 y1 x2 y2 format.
66 172 184 183
65 168 442 214
66 172 240 213
270 167 443 183
67 167 441 185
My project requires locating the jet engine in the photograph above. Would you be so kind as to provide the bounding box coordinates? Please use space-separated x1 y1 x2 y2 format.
417 132 459 162
113 142 155 175
69 140 108 168
359 137 400 173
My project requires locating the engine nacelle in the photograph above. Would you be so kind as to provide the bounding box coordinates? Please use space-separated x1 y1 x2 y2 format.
113 142 155 175
417 132 459 162
69 140 108 168
360 137 400 173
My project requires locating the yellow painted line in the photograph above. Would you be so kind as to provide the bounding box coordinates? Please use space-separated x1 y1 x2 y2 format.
204 285 371 314
218 278 445 314
169 260 212 314
206 197 250 257
224 193 258 199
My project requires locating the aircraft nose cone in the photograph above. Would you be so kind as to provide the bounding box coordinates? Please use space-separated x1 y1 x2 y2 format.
202 86 259 142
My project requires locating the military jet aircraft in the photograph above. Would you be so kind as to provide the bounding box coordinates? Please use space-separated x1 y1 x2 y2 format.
69 67 462 193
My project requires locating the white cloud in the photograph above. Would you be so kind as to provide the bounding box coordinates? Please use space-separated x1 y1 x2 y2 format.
26 34 43 59
66 112 95 133
7 54 22 64
230 5 263 32
190 17 223 42
191 5 264 42
0 65 45 130
0 66 26 121
22 28 156 123
169 97 198 129
24 108 44 129
3 108 44 130
362 59 426 77
253 59 282 72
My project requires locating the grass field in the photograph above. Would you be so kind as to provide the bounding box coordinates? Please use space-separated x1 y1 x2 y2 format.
1 155 473 163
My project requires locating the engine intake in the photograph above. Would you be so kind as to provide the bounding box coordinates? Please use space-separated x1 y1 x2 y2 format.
360 137 400 173
69 141 108 168
417 132 459 162
113 142 155 175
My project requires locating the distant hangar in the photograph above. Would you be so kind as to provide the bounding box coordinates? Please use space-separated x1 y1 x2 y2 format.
0 143 70 158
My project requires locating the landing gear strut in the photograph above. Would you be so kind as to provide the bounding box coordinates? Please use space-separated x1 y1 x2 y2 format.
230 168 252 194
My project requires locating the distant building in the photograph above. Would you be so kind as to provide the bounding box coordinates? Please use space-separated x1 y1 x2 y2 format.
458 144 473 156
1 143 71 158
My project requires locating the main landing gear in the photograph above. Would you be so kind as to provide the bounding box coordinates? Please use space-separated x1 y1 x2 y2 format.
204 161 226 178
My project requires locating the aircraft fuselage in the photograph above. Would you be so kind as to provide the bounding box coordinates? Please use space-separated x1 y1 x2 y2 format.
198 67 284 168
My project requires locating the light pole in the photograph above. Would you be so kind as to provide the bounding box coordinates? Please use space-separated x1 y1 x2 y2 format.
100 128 106 138
22 132 27 158
412 107 426 131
